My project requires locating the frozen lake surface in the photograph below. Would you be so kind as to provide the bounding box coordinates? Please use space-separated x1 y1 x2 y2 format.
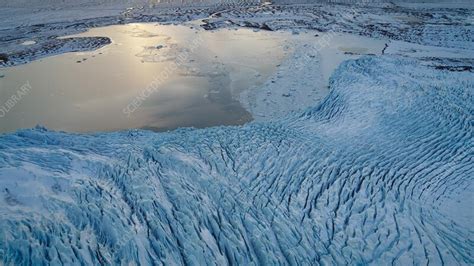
0 23 286 133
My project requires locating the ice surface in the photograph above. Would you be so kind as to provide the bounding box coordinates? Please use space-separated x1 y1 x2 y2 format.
1 0 472 69
0 56 472 265
240 32 387 121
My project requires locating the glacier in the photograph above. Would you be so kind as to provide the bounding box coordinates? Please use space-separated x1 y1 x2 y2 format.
0 56 472 265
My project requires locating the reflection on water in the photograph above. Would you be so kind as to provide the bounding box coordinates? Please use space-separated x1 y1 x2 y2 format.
0 23 286 133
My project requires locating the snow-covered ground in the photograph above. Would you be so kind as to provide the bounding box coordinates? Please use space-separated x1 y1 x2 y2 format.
0 0 473 265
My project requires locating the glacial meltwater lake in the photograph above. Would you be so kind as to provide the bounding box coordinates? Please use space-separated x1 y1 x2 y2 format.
0 23 286 133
